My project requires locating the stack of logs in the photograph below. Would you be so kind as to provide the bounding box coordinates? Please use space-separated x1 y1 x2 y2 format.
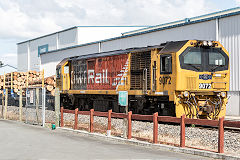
0 71 56 96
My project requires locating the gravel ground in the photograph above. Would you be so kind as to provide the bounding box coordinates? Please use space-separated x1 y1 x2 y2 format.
1 105 240 156
0 105 55 124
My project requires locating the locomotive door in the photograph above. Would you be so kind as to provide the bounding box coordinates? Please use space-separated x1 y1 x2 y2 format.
62 62 70 90
160 54 172 91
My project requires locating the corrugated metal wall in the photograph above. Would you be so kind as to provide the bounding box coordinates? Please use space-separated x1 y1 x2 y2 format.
17 42 28 72
219 14 240 91
41 43 99 77
218 14 240 116
17 27 80 72
59 28 78 49
29 34 58 71
101 20 216 52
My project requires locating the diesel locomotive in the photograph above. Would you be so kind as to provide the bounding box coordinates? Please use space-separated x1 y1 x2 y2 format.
56 40 230 119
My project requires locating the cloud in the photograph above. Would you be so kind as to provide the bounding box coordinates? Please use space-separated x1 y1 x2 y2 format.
0 0 223 71
0 0 217 40
236 0 240 5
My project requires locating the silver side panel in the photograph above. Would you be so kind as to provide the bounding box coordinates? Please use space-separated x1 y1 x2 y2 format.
101 20 216 52
219 14 240 91
40 43 99 77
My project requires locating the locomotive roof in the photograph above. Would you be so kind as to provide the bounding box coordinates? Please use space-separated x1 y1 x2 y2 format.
68 40 189 61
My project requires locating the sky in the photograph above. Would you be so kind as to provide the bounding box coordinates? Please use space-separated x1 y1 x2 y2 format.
0 0 239 69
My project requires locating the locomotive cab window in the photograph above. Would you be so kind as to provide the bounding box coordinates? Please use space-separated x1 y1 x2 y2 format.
160 55 172 74
56 67 61 78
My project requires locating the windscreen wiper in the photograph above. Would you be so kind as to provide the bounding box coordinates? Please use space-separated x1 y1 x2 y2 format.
187 64 200 71
211 65 224 72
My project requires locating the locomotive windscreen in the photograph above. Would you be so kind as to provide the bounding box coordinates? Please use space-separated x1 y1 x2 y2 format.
179 47 229 72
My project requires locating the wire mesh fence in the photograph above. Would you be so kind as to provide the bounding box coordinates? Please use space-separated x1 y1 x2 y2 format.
0 87 55 126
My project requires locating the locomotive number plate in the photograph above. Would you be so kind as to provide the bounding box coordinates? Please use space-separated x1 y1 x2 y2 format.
199 83 211 89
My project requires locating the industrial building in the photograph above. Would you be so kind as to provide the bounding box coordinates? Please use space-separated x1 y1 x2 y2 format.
17 7 240 116
17 26 147 72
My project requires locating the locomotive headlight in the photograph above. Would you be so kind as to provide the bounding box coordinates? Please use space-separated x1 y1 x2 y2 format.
184 91 189 97
203 40 208 46
221 92 226 98
208 41 213 46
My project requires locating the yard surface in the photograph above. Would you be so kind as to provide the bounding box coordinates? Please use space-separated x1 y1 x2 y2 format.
0 119 213 160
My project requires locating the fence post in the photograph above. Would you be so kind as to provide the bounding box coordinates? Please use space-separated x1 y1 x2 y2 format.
218 117 224 153
127 111 132 139
1 93 4 118
19 89 23 121
107 109 112 136
54 88 60 127
36 88 39 124
60 107 64 127
90 109 94 133
42 87 46 127
4 88 8 119
180 115 185 147
74 108 78 130
153 112 158 144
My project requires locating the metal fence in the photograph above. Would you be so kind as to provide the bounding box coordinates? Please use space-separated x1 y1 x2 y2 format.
0 87 55 126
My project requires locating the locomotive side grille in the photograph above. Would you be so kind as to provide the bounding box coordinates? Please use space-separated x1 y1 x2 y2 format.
130 51 151 90
72 60 87 90
187 76 196 90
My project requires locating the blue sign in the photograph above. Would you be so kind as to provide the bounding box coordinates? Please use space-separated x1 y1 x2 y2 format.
11 89 14 97
26 89 30 97
38 44 49 57
199 74 212 80
3 89 5 95
118 91 128 106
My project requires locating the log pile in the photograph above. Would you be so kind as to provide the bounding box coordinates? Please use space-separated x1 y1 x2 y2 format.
0 71 56 96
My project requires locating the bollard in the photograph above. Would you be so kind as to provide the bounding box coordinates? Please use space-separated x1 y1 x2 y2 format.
218 117 224 153
180 115 185 147
90 109 94 133
107 109 112 136
74 108 78 130
127 111 132 139
60 107 64 127
153 112 158 144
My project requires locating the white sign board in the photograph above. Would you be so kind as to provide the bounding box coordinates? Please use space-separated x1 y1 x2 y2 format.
30 90 34 104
